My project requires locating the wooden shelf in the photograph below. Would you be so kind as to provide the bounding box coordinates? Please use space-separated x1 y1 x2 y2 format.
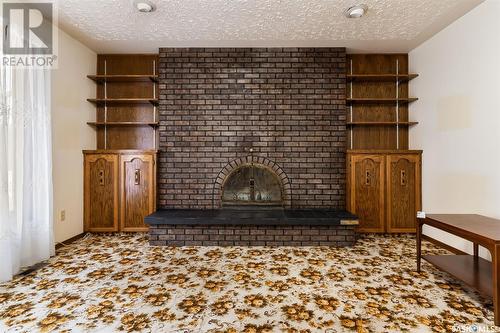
87 75 158 83
347 149 423 154
87 121 159 127
87 98 158 106
423 255 493 298
347 121 418 126
347 98 418 105
347 74 418 82
83 149 158 154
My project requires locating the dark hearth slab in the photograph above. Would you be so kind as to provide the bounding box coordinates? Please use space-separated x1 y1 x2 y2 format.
145 208 358 226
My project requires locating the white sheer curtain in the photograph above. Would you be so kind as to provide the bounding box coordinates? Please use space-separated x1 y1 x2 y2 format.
0 62 54 282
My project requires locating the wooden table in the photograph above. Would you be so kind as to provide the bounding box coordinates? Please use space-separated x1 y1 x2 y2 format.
416 214 500 326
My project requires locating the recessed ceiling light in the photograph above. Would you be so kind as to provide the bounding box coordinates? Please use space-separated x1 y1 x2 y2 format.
344 4 368 18
135 1 155 13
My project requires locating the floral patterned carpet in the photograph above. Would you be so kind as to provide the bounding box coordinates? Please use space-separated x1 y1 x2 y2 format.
0 233 494 332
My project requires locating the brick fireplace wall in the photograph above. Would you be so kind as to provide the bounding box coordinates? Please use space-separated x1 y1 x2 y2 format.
158 47 346 209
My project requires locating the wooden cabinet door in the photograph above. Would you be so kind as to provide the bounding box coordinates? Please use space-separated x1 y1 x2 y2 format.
120 154 155 232
349 155 385 233
84 154 119 232
386 154 421 233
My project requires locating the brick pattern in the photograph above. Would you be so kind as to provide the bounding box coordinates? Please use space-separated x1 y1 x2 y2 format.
149 224 356 247
158 48 347 209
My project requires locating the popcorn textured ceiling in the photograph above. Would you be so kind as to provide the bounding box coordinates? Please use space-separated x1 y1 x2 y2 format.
55 0 483 53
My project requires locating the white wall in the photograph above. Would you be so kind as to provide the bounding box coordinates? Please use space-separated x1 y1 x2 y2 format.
409 0 500 258
51 27 96 243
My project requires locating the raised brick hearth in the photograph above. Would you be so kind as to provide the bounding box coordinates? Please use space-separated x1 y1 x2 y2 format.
145 209 358 247
149 224 356 247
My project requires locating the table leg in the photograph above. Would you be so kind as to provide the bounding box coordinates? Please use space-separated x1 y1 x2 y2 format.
416 219 423 272
493 244 500 326
473 243 480 272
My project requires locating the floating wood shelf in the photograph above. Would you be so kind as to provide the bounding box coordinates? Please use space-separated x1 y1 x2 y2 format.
347 121 418 126
87 75 158 82
347 98 418 105
87 121 159 127
87 98 159 106
347 74 418 82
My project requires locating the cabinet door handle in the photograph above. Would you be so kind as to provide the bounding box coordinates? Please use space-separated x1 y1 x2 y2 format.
135 169 141 185
365 170 371 186
400 170 407 186
98 170 105 186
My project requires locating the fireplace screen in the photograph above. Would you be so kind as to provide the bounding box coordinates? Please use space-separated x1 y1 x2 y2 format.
222 164 283 206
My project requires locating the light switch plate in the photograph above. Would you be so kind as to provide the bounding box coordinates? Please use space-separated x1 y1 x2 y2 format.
417 211 426 219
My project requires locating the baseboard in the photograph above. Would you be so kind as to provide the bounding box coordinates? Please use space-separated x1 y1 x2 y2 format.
11 233 88 279
55 232 87 250
422 234 468 255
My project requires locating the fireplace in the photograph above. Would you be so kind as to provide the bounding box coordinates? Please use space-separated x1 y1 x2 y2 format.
222 164 283 207
146 47 358 247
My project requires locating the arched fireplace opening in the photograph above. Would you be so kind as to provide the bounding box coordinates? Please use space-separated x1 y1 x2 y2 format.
222 164 283 207
213 156 292 209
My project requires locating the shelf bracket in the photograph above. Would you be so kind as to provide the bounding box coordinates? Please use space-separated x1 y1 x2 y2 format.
104 60 108 149
396 59 399 150
350 59 353 150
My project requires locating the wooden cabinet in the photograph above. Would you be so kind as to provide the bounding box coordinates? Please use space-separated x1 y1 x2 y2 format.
84 150 156 232
120 154 156 232
83 56 158 233
348 155 385 233
386 154 421 233
84 154 119 232
347 150 421 233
